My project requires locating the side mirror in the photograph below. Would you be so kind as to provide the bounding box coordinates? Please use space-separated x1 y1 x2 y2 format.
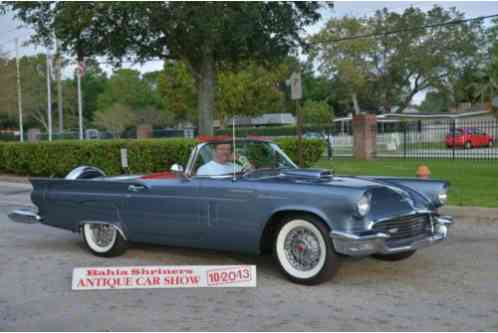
170 164 184 173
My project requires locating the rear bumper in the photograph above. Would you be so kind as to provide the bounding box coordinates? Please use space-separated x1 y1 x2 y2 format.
330 215 454 256
8 209 42 224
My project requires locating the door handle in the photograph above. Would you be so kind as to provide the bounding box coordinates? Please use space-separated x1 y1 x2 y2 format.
128 184 147 192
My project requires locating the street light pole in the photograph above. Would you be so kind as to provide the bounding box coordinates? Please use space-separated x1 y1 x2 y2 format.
46 52 53 142
55 39 63 134
15 38 24 143
77 63 83 140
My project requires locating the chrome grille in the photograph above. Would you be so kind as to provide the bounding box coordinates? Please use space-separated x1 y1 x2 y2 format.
372 214 431 242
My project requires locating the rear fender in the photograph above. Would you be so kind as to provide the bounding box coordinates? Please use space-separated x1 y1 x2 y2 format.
78 220 128 240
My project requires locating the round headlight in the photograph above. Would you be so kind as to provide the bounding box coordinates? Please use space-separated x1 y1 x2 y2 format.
357 193 371 217
438 189 448 205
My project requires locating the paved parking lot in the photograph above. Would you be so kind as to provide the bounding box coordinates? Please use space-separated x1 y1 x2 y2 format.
1 183 497 331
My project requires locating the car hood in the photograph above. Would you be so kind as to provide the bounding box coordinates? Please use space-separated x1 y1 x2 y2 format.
250 168 438 218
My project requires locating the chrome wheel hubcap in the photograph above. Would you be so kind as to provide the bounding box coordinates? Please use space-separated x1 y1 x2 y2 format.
90 224 115 247
283 227 321 271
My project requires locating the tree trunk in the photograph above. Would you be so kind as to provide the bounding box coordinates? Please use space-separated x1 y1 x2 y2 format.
197 52 215 136
351 92 360 115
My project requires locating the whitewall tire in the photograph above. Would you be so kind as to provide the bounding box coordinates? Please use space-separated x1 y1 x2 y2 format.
273 215 339 285
82 223 128 257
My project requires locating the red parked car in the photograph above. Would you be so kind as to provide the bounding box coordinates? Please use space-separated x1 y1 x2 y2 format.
445 127 495 149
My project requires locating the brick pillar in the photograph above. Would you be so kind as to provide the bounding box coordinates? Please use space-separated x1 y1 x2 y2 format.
137 124 152 139
353 114 377 160
27 128 41 142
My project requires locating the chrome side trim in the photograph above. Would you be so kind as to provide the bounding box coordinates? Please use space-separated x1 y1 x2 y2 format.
436 216 454 225
330 230 390 241
79 221 127 240
8 209 42 224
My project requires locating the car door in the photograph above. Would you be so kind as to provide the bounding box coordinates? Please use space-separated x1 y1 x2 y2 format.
120 178 203 245
470 128 481 147
197 177 263 252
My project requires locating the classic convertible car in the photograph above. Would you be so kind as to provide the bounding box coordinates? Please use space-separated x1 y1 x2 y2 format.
9 137 454 285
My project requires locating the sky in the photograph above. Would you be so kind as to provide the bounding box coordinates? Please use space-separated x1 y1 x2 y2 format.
1 1 498 104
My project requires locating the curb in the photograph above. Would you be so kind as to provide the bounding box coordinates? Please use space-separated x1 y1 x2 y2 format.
440 206 498 224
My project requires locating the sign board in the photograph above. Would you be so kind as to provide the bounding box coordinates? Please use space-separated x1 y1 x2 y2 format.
72 265 257 290
289 72 302 100
120 148 128 169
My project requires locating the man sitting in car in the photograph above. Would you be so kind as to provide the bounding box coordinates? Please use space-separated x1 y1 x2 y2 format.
197 143 242 176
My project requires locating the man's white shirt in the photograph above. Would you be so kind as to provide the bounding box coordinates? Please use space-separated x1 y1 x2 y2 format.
197 160 242 176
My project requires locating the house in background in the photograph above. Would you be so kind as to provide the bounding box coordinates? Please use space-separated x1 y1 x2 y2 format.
385 103 496 125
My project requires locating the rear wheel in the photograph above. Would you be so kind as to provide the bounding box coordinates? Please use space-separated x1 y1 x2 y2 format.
273 215 339 285
82 223 128 257
371 250 416 261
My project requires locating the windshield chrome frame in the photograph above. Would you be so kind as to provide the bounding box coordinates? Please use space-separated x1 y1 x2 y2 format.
185 140 297 179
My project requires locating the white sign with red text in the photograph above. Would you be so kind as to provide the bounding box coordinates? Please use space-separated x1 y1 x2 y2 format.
72 265 257 290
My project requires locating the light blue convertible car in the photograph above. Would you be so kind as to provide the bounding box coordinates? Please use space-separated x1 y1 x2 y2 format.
9 137 454 285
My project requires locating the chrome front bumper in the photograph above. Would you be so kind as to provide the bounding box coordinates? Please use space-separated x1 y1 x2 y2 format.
330 215 454 256
8 209 42 224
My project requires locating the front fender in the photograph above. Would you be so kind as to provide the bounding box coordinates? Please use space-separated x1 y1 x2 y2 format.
268 205 334 229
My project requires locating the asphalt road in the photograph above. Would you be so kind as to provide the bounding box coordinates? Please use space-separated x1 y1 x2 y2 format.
1 183 497 331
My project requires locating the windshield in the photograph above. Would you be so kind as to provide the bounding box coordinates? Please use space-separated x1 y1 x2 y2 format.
191 141 297 177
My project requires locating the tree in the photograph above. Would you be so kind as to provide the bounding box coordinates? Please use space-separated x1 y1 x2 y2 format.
467 75 498 104
96 68 170 127
309 16 374 114
79 58 106 122
158 60 291 126
418 91 449 113
5 2 328 135
96 69 150 111
94 103 136 138
302 100 335 126
0 52 17 127
216 61 289 124
0 53 53 131
157 60 197 124
309 5 483 113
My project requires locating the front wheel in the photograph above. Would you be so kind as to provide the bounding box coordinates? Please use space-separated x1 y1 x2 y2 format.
82 223 128 257
464 141 472 149
371 250 416 261
273 216 339 285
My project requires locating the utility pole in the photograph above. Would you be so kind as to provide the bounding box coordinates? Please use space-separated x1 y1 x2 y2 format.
289 71 303 167
55 39 63 134
15 38 24 143
46 52 53 141
77 60 84 140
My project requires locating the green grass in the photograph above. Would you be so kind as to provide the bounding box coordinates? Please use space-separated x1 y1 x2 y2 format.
314 159 498 208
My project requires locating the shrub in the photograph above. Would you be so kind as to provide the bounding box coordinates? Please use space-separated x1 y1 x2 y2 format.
0 137 324 177
274 138 325 168
0 139 196 177
215 125 332 137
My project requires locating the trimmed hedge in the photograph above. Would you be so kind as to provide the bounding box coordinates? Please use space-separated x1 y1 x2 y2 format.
274 138 325 168
215 125 332 137
0 138 324 177
0 139 196 177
